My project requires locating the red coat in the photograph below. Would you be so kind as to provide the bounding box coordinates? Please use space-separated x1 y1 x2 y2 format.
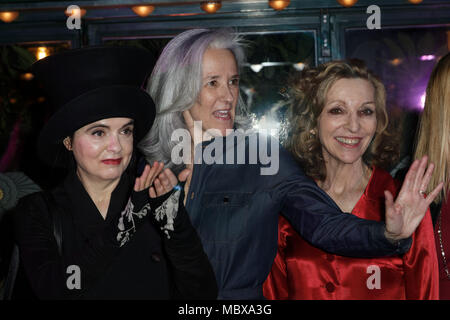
263 166 439 300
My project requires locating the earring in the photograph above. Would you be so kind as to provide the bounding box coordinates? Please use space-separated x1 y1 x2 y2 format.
309 129 316 136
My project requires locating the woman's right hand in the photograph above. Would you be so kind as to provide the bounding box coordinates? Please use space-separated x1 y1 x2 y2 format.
150 168 191 198
135 161 190 198
384 156 443 242
133 161 164 195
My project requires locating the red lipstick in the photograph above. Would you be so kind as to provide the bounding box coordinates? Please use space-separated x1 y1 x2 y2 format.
102 158 122 165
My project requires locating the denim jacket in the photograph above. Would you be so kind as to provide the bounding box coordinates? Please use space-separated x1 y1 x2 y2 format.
184 132 411 299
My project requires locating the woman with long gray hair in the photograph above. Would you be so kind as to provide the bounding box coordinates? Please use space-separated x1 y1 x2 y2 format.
139 28 442 299
140 29 251 176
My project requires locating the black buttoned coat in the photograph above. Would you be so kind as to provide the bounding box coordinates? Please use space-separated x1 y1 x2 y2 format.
13 170 217 300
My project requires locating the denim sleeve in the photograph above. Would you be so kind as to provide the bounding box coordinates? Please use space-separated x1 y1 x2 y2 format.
279 172 412 258
273 146 412 258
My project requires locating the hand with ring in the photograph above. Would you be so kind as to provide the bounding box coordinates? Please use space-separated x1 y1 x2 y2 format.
384 156 444 242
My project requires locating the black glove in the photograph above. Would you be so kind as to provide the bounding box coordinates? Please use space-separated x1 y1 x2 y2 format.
149 184 184 239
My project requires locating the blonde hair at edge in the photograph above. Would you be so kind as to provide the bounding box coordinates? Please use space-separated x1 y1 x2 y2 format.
414 52 450 204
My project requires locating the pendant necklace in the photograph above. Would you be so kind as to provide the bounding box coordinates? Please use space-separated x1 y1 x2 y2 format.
437 212 450 280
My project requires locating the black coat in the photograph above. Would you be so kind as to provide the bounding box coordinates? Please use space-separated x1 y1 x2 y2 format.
13 170 217 300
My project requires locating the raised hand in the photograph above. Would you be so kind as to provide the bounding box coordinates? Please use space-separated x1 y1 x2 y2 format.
150 167 191 198
384 156 444 241
182 109 213 144
133 161 164 193
182 109 195 138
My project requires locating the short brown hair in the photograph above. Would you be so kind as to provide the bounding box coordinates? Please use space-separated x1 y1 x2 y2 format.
286 60 399 181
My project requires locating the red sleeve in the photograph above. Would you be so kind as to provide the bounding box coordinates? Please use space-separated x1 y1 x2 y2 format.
403 208 439 299
263 216 290 300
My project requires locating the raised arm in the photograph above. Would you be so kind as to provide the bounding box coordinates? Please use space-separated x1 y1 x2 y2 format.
279 155 442 258
383 156 443 242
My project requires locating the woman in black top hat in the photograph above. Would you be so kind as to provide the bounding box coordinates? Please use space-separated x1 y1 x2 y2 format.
13 46 217 299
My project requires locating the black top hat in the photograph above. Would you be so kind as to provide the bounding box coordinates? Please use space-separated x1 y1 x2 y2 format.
32 46 156 166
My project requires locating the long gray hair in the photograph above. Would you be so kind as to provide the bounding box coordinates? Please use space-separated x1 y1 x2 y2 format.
138 28 252 174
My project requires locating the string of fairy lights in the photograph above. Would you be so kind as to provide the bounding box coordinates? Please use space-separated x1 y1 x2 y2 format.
0 0 430 79
0 0 425 23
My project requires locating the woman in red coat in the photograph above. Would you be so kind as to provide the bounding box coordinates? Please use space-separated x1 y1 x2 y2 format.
263 60 439 300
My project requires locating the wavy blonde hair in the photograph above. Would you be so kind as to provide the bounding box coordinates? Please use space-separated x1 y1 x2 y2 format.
286 60 399 181
414 52 450 204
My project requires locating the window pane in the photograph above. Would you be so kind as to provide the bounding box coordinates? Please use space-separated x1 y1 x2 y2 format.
240 31 316 139
346 26 450 167
104 32 316 140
